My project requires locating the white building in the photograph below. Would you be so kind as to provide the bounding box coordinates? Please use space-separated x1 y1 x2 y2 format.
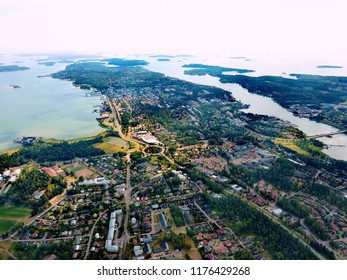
78 177 110 186
9 175 18 183
13 169 21 177
141 136 159 145
3 170 11 178
105 210 122 253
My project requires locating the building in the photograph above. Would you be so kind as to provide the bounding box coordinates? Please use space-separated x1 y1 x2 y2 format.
141 135 159 145
271 208 283 217
144 243 152 254
231 184 243 192
158 212 168 228
105 210 121 253
78 177 110 186
134 246 143 256
13 169 21 177
3 170 11 178
9 175 18 183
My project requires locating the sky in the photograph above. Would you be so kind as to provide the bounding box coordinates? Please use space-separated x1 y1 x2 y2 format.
0 0 346 58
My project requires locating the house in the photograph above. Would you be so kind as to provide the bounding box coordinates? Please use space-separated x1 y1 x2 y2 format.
153 247 162 254
271 208 283 217
231 184 243 192
134 246 143 256
214 246 229 255
144 244 152 254
252 197 267 207
162 241 169 252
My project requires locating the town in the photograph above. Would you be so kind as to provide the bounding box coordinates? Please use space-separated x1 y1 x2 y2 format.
0 61 346 260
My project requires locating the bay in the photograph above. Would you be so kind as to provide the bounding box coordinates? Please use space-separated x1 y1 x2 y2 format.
0 54 104 151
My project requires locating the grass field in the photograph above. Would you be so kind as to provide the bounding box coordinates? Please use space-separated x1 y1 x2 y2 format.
274 139 309 156
93 137 128 154
69 164 87 173
0 206 31 235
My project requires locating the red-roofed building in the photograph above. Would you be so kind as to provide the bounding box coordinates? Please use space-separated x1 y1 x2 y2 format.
214 246 229 255
196 232 204 241
252 197 267 207
205 254 215 260
230 244 239 254
41 167 58 177
330 222 339 231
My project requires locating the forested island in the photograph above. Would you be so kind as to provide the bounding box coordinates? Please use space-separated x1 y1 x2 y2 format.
104 58 148 67
183 63 255 75
38 61 56 66
0 65 30 72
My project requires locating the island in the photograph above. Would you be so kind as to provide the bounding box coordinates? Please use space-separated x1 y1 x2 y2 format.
0 65 30 72
183 63 255 75
38 61 56 66
104 58 148 67
317 65 343 69
9 84 21 89
157 58 170 62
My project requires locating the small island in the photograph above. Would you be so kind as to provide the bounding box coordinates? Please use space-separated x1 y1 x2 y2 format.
9 84 21 89
157 58 170 62
104 58 148 67
183 63 255 75
0 65 30 72
38 61 56 66
317 65 343 69
149 55 175 58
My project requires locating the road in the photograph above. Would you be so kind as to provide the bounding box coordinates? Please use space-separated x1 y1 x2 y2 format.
84 210 108 260
116 163 132 259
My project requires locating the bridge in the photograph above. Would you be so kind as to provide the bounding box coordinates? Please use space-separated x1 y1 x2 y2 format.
308 130 347 139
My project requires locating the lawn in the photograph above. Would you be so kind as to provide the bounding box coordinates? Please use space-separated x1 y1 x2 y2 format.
69 164 87 173
93 137 128 154
0 206 31 235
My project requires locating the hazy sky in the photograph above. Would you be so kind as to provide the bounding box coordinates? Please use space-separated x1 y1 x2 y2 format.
0 0 346 57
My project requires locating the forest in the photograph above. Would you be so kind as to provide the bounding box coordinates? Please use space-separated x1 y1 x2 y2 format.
2 138 104 165
169 204 185 227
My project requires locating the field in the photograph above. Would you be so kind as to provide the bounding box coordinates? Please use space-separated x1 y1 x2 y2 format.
69 164 87 173
0 206 31 235
273 138 309 156
93 137 127 154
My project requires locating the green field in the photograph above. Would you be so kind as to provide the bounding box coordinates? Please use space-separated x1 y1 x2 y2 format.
69 164 87 173
0 207 31 235
93 137 128 154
